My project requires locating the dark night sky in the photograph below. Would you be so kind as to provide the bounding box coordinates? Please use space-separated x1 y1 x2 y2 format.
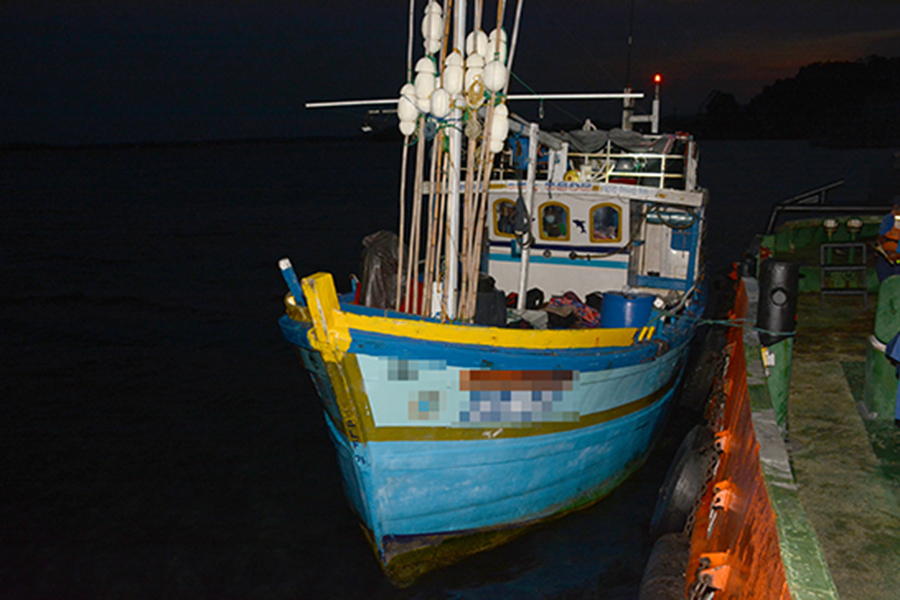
2 0 899 145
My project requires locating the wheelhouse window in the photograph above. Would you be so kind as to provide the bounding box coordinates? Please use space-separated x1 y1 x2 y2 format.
590 204 621 243
493 198 516 237
539 202 569 241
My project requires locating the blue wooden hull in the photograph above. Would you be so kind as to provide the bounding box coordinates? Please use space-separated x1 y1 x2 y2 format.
279 277 701 581
324 362 679 535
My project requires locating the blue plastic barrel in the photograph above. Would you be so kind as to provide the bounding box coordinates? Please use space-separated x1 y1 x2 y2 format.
600 292 655 328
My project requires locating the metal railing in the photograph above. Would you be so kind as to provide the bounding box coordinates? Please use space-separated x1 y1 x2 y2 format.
762 180 883 235
567 151 686 188
494 146 694 191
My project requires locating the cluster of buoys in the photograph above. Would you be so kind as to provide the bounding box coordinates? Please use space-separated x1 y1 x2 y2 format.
397 0 509 153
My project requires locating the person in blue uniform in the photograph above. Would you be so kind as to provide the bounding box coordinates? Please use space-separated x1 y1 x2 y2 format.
878 203 900 426
876 204 900 282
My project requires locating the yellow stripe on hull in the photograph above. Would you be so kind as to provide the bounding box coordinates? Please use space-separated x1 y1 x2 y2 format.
341 311 638 350
286 272 639 354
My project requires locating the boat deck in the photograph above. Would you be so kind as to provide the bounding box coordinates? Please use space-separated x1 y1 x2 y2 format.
788 293 900 599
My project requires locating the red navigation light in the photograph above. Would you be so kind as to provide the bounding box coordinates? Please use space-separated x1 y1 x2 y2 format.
653 73 662 84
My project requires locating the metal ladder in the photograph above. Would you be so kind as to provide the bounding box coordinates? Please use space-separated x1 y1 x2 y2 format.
820 242 868 309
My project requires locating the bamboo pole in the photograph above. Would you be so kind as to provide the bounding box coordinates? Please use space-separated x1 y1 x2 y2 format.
406 0 416 81
457 136 478 318
406 116 427 313
435 145 450 320
422 135 441 315
440 0 454 63
396 138 411 309
396 0 417 310
429 134 451 317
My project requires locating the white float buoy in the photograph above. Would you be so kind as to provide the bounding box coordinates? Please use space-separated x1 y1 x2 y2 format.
415 94 432 114
398 83 418 122
415 57 435 74
399 119 417 136
482 60 507 93
443 51 464 97
422 2 443 55
465 29 488 58
430 87 451 119
415 71 436 103
464 53 484 69
490 103 509 146
488 28 508 63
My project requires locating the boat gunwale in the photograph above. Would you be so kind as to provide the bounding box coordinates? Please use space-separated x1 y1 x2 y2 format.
283 292 646 351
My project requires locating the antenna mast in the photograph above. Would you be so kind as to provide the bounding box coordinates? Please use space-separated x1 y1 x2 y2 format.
622 0 637 129
625 0 636 85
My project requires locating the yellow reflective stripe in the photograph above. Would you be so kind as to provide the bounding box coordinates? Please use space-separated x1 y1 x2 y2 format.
343 312 637 350
638 325 656 342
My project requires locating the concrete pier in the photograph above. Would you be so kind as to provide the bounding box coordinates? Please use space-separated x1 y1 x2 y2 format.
788 294 900 599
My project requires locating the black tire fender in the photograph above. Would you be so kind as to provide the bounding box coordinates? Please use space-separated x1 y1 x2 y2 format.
638 532 690 600
649 424 717 539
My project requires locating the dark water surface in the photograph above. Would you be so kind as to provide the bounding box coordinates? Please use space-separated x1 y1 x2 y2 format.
2 139 896 599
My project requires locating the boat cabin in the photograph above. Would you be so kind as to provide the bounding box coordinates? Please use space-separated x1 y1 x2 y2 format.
485 124 707 303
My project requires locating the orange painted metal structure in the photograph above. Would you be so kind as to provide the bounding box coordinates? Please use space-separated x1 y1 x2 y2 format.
684 279 791 599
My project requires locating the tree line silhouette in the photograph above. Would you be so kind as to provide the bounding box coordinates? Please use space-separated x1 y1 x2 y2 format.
665 55 900 147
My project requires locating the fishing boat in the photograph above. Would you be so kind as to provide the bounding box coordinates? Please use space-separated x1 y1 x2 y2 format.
278 1 708 584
